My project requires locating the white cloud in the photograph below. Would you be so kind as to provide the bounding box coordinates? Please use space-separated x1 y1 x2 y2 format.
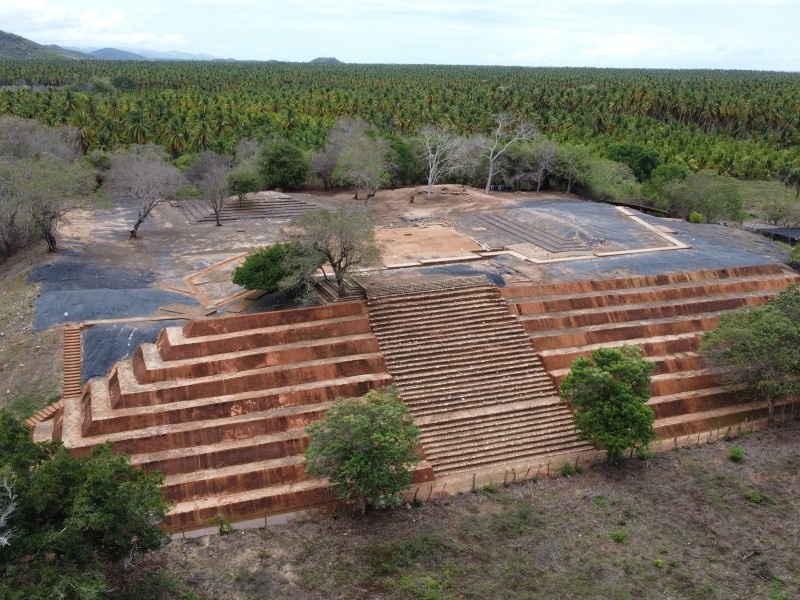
0 1 186 49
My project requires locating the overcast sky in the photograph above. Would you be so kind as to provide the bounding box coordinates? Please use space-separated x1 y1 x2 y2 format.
2 0 798 70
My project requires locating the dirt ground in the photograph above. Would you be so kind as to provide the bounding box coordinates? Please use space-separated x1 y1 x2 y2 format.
119 421 800 600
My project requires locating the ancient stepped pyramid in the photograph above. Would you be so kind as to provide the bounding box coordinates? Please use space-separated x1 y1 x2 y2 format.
50 263 800 530
180 192 315 224
366 280 593 477
501 264 800 438
53 302 434 530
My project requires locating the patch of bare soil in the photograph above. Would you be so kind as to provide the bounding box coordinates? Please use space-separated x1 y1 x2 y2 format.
124 422 800 600
304 184 576 226
0 244 62 417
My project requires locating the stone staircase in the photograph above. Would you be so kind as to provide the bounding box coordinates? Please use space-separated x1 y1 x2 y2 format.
367 283 592 477
180 192 316 224
62 325 83 399
501 264 800 438
53 302 434 530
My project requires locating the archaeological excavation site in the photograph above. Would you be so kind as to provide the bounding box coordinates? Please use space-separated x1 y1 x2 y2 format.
24 192 800 532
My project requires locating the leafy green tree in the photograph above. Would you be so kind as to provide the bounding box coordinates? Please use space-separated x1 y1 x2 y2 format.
259 138 308 190
231 242 305 293
605 143 661 181
642 163 689 201
583 157 640 202
554 143 592 194
702 284 800 427
286 204 381 295
305 387 420 515
0 410 169 598
659 171 745 223
228 166 261 204
559 346 656 464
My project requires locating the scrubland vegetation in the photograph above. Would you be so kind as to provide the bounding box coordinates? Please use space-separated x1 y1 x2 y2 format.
1 62 799 264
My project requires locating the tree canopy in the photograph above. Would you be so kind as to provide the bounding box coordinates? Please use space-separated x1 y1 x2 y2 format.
285 204 381 295
259 138 308 190
0 410 169 598
231 241 306 294
304 386 420 514
702 284 800 426
559 346 656 464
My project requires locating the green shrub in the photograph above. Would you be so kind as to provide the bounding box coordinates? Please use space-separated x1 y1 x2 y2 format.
729 445 745 462
744 489 766 504
561 461 576 477
689 212 706 224
481 482 499 494
611 530 627 544
653 559 664 568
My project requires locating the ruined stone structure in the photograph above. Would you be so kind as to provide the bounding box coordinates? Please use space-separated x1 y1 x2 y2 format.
50 263 800 530
502 264 800 437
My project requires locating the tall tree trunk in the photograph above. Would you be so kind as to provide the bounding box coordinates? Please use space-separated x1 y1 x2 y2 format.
485 161 495 193
129 217 145 239
767 393 775 428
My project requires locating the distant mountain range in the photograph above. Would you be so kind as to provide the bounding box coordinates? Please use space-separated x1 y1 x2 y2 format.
0 30 219 61
0 29 343 63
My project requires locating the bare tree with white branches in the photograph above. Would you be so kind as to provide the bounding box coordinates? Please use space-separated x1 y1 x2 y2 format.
418 126 464 200
481 113 537 193
104 144 184 239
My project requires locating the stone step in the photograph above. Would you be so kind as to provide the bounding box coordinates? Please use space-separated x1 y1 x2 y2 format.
368 295 506 321
161 455 308 503
538 332 703 372
420 410 576 451
518 291 778 331
425 420 580 460
653 396 800 439
109 352 388 408
550 352 702 382
415 397 563 428
431 437 594 476
527 313 721 351
79 372 392 435
397 367 553 397
165 478 330 531
63 325 83 398
649 369 726 397
391 354 545 383
367 285 500 308
376 328 532 355
388 354 543 378
500 264 791 299
71 389 327 459
133 333 379 383
160 315 373 360
182 302 366 337
374 321 528 345
506 272 798 313
648 385 745 420
402 385 558 417
370 308 519 334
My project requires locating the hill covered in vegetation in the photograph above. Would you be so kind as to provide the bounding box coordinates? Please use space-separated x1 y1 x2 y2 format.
0 30 90 60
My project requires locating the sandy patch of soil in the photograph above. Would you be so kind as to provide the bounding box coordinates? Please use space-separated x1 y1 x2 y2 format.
375 224 483 264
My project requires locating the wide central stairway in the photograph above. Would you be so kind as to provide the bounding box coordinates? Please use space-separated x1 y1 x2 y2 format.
53 303 434 530
366 280 593 477
500 263 800 438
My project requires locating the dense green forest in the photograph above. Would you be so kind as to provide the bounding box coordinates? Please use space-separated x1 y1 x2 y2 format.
1 60 798 179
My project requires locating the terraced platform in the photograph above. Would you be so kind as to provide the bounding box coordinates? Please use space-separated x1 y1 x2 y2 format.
52 302 434 530
501 263 800 438
180 192 316 224
50 261 800 530
367 282 593 476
